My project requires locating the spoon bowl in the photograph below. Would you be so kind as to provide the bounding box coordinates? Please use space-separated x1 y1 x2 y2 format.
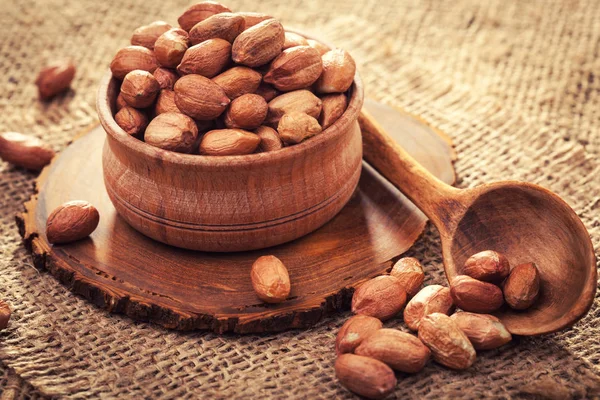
444 182 596 335
359 111 597 335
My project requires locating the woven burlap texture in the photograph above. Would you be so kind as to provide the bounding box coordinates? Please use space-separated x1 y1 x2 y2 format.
1 0 600 398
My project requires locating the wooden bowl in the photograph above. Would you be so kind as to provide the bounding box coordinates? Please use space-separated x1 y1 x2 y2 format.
97 61 364 252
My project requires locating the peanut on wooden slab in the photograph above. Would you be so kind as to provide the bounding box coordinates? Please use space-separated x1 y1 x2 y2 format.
250 255 291 303
255 126 282 152
450 275 504 313
145 112 198 153
404 285 454 331
35 59 76 100
277 111 322 145
418 313 476 370
451 312 512 350
390 257 425 297
154 29 190 69
335 315 383 355
120 70 160 108
212 66 262 99
46 201 100 244
0 132 55 171
355 329 431 374
115 107 149 136
503 262 540 310
131 21 172 50
462 250 510 282
200 129 261 156
110 46 158 80
0 301 10 330
177 1 232 32
335 354 396 400
351 275 407 321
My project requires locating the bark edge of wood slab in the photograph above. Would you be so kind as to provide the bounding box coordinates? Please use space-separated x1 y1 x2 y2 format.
359 110 597 336
16 105 455 334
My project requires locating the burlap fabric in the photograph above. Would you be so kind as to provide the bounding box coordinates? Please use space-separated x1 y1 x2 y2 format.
1 0 599 398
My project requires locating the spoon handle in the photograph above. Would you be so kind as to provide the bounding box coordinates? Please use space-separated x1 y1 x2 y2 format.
359 109 460 226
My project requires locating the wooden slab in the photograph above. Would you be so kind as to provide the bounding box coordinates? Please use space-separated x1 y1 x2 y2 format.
17 100 456 333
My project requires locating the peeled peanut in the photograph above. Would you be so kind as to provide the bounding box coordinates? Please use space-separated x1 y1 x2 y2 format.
46 201 100 244
351 275 407 321
277 111 322 145
250 255 291 303
224 94 268 130
450 275 504 313
355 329 430 373
131 21 172 50
0 132 54 171
199 129 260 156
335 354 396 400
418 313 476 370
315 49 356 93
462 250 510 282
451 312 512 350
115 107 149 136
503 262 540 310
404 285 454 331
390 257 425 297
144 112 198 153
335 315 383 355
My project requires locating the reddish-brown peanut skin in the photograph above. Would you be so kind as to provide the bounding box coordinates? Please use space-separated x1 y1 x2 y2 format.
46 201 100 244
390 257 425 297
450 275 504 313
35 60 76 100
462 250 510 282
250 255 291 303
503 263 541 310
418 313 476 370
335 315 383 355
351 275 407 321
355 329 431 373
404 285 454 331
335 354 396 400
451 312 512 350
0 132 54 171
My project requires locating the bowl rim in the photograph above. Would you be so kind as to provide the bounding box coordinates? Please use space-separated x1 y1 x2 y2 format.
97 29 364 167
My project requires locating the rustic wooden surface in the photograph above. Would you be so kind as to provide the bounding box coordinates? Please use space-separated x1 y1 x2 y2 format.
17 100 455 333
360 110 597 336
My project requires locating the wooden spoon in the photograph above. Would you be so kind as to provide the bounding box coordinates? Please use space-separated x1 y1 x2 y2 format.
359 110 597 336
